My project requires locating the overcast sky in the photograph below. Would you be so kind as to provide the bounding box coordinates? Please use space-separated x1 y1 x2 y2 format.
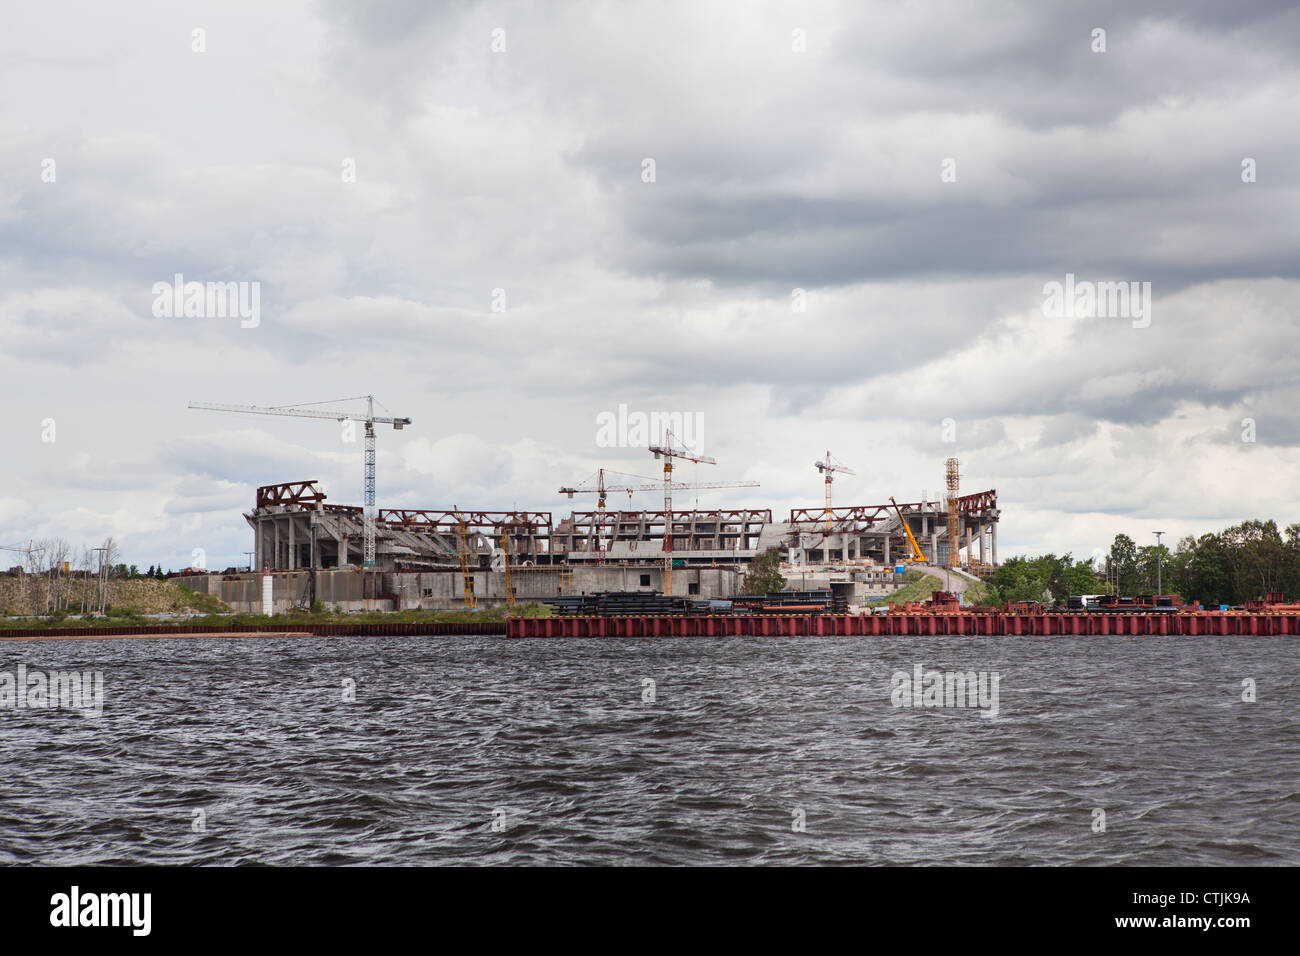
2 0 1298 570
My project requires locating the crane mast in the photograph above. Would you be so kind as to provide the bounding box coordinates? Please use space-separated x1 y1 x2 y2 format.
560 466 760 572
188 396 410 569
647 429 761 596
364 398 377 566
457 518 476 608
945 457 961 568
559 468 652 564
500 531 516 607
814 451 857 532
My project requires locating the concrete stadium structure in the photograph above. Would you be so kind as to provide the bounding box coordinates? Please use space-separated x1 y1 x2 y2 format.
182 480 1001 612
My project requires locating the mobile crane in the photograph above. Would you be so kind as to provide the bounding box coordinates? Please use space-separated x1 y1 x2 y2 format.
888 496 928 563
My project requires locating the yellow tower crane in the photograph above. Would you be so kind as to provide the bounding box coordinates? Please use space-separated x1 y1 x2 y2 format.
456 517 477 608
645 431 760 596
499 531 516 608
814 451 856 531
945 458 961 568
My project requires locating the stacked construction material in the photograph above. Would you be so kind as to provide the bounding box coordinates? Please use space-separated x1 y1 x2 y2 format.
543 591 715 616
729 589 845 614
543 588 846 617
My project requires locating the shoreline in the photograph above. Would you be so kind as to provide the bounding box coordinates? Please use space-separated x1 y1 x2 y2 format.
0 620 508 641
0 630 318 642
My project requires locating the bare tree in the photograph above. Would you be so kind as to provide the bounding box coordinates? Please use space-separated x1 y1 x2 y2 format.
48 538 73 612
79 545 95 614
35 536 59 614
97 537 120 613
21 542 46 615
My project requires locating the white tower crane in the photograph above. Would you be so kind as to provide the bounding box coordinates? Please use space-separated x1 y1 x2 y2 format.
647 429 759 595
188 396 411 568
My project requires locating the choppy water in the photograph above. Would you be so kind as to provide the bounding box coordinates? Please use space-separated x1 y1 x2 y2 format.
2 634 1297 865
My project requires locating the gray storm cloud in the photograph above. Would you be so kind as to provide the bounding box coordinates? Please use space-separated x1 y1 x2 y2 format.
0 0 1297 566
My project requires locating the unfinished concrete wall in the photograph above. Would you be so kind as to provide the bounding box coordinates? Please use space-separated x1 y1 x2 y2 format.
186 565 743 613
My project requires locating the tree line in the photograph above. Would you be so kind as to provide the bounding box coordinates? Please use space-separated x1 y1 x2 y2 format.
985 519 1300 608
1 536 177 616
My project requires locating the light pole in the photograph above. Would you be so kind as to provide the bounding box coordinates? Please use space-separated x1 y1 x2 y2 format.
1153 531 1165 596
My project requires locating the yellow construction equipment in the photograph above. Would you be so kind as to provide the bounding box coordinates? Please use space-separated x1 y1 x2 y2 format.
499 531 516 607
889 496 928 563
456 517 477 608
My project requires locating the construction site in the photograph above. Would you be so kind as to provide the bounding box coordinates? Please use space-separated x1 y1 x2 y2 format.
177 396 1000 614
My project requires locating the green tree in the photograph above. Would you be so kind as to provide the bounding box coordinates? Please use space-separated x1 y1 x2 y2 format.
1108 533 1138 594
1062 557 1101 597
989 554 1101 606
1167 537 1195 599
989 557 1051 604
1135 544 1171 593
1222 520 1286 602
1284 524 1300 599
1184 533 1231 606
742 549 786 595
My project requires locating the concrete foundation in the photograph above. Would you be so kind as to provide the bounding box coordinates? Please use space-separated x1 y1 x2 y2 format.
184 565 743 614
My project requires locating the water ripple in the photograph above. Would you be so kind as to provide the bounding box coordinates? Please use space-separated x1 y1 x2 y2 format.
1 633 1297 865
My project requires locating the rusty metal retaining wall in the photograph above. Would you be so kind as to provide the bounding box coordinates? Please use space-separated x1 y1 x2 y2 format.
506 612 1300 638
8 613 1298 641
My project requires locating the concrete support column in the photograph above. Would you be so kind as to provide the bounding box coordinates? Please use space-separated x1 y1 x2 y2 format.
288 518 296 570
883 534 890 564
979 519 987 565
273 521 281 571
929 532 938 564
966 520 974 566
991 522 998 566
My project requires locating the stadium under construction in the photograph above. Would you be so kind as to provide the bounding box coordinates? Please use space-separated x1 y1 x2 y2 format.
182 472 1001 614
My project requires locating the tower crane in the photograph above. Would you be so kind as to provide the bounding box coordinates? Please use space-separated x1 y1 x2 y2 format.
457 517 477 608
888 496 928 564
558 468 655 565
945 457 961 568
813 451 856 531
499 531 516 607
648 429 759 595
559 467 756 566
188 396 411 568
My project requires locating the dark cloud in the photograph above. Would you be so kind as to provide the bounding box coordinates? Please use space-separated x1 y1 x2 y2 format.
2 0 1298 565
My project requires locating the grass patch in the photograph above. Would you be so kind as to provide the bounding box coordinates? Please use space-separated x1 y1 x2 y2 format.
0 601 555 630
869 571 945 607
961 578 993 605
